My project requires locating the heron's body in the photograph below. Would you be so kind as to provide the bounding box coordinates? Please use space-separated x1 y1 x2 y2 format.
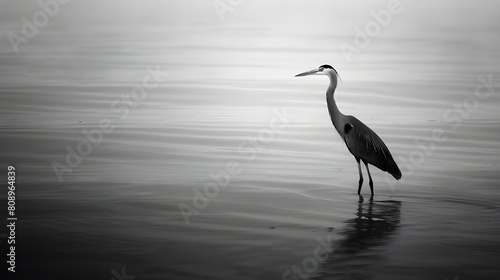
296 65 401 198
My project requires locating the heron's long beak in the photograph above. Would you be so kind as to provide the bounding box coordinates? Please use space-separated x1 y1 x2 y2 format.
295 68 320 77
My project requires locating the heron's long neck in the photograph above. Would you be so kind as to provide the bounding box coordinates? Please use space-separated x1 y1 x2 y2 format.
325 75 344 135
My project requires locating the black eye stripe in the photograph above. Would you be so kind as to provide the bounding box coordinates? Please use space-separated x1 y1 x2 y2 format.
318 64 339 75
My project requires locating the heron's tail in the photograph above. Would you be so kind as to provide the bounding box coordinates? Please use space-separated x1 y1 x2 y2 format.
388 160 402 180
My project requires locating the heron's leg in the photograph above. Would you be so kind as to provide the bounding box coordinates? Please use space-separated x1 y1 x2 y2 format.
364 161 374 198
356 158 363 195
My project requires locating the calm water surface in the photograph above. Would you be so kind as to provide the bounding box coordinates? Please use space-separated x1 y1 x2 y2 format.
1 2 500 280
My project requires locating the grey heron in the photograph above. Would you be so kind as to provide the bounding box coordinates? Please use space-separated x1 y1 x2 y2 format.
295 65 401 198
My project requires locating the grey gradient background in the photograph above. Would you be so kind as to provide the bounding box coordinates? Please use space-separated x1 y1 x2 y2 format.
1 1 500 279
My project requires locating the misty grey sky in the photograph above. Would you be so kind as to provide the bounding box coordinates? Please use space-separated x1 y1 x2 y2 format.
2 1 500 34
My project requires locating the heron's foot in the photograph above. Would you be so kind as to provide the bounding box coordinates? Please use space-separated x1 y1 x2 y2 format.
369 196 374 203
358 195 364 203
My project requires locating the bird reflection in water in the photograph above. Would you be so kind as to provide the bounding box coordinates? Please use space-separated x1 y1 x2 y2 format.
313 200 402 280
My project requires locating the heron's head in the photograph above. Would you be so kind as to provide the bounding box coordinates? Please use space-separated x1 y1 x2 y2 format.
295 64 341 82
